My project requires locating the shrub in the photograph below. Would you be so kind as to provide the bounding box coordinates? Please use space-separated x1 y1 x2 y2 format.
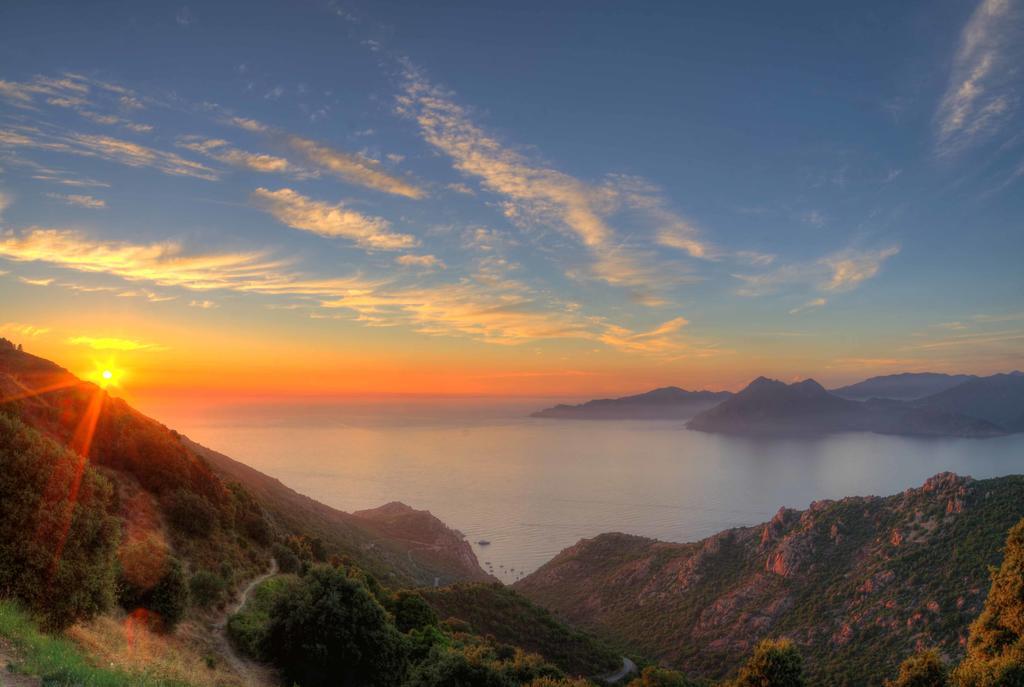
243 512 272 546
189 569 226 609
162 489 217 538
886 650 948 687
263 565 408 687
120 558 189 630
731 638 806 687
0 414 119 630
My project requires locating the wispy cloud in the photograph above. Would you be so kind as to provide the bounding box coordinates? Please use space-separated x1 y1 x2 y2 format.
397 64 712 292
46 193 106 209
252 187 417 250
177 136 295 174
396 254 445 269
789 297 827 315
189 299 218 309
0 126 217 180
0 322 50 338
0 228 283 290
225 117 425 198
821 246 900 292
935 0 1022 156
734 246 900 296
67 335 167 351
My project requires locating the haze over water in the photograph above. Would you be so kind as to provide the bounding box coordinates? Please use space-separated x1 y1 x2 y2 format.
149 398 1024 584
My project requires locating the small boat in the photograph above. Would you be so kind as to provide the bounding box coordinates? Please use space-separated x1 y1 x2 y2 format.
477 539 491 546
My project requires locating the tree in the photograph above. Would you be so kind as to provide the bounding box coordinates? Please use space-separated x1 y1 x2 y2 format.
886 650 948 687
392 590 440 633
272 542 301 574
0 414 119 630
731 639 806 687
264 565 408 687
953 518 1024 687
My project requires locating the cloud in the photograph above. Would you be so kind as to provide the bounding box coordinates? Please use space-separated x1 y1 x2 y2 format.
189 299 218 309
176 6 195 26
67 335 166 351
396 254 445 269
318 277 698 354
280 134 425 198
0 190 10 218
18 276 54 286
397 66 713 290
597 316 691 354
0 228 708 356
821 246 900 292
177 136 294 173
229 117 269 133
935 0 1022 155
223 114 424 197
252 187 417 250
734 246 900 296
46 193 106 209
0 126 217 180
0 322 50 338
446 182 475 195
0 228 286 291
789 297 827 315
0 74 154 132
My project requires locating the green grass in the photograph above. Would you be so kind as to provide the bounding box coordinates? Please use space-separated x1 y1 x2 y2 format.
0 600 191 687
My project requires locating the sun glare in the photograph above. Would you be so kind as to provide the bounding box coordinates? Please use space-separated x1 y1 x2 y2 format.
89 361 125 389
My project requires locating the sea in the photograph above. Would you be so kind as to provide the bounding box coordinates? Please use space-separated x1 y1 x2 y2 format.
142 396 1024 583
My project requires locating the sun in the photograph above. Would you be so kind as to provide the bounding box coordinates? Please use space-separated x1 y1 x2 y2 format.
88 360 126 389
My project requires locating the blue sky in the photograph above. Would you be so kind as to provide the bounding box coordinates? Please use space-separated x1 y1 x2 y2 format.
0 0 1021 395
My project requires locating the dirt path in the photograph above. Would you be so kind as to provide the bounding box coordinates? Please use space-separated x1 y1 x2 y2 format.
212 558 278 686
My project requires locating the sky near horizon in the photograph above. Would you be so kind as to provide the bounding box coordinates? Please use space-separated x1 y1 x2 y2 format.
0 0 1022 401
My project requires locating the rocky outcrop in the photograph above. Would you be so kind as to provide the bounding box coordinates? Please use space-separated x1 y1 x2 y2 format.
516 473 1024 684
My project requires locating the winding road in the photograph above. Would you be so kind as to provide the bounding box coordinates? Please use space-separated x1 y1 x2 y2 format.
602 656 638 684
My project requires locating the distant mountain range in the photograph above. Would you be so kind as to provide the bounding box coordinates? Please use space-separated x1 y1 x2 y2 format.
830 372 979 401
533 371 1024 438
687 376 1009 438
532 386 732 419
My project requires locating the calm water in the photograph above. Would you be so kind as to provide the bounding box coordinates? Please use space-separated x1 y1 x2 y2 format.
145 398 1024 583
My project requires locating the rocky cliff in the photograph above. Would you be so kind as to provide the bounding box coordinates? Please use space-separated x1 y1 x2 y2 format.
515 472 1024 685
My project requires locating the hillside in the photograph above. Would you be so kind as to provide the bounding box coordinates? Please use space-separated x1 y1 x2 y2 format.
913 372 1024 432
515 472 1024 685
532 386 732 419
187 440 495 586
417 583 622 676
831 373 978 401
687 377 1004 438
